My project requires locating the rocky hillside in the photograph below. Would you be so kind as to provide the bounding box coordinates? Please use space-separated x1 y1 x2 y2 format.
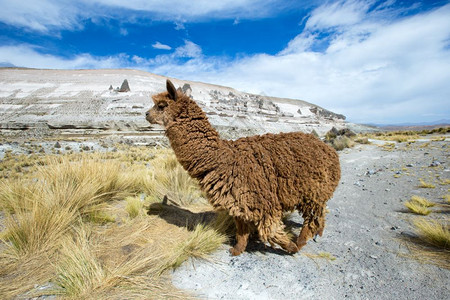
0 68 347 139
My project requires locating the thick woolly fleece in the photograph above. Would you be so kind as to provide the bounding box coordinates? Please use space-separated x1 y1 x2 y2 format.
147 82 341 254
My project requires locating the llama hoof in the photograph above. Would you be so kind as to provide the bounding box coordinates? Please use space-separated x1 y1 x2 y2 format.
230 247 243 256
286 242 299 254
296 240 307 250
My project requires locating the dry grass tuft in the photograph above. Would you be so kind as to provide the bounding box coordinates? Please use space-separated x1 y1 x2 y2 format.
354 136 370 144
380 143 396 151
418 178 436 189
164 224 227 271
210 211 235 236
362 131 421 143
126 150 202 206
444 194 450 203
54 228 105 297
328 136 355 151
125 196 144 219
410 196 435 207
303 251 337 262
404 202 432 215
0 146 225 298
413 219 450 250
404 196 436 216
440 179 450 185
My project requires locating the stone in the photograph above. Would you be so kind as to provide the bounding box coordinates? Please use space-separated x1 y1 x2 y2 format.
429 161 441 167
182 83 192 97
366 169 377 176
119 79 130 92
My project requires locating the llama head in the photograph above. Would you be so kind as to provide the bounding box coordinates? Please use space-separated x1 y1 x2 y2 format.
146 79 184 126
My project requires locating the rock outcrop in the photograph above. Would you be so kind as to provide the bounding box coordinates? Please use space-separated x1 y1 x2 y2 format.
119 79 130 92
0 68 352 138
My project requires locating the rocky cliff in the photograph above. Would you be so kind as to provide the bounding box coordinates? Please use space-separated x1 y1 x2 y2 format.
0 68 347 139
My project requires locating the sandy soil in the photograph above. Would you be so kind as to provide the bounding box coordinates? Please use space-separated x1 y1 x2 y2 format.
172 139 450 300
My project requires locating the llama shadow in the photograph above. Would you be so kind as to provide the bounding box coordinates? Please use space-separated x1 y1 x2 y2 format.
147 199 216 231
147 197 298 256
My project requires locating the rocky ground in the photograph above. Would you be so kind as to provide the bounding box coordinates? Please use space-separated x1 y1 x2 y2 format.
0 133 448 299
172 138 449 300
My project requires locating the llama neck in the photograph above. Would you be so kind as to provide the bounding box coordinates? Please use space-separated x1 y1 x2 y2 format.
165 99 221 179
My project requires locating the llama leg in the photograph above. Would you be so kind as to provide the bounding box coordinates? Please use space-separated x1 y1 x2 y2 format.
316 213 326 237
230 218 251 256
296 223 313 250
297 217 324 248
262 220 298 254
270 228 299 254
297 204 325 249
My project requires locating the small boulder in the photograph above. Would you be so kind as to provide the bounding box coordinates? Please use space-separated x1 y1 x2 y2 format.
429 161 441 167
119 79 130 92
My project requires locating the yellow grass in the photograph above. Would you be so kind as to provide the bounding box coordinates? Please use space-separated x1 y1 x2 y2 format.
0 146 226 298
354 136 370 144
418 178 436 189
330 136 355 151
364 132 420 143
163 224 227 271
124 150 201 206
431 136 446 141
54 228 105 297
380 143 396 151
404 201 431 215
304 251 336 262
410 196 435 207
317 252 336 261
413 219 450 249
125 196 144 219
440 179 450 185
444 194 450 203
404 196 436 215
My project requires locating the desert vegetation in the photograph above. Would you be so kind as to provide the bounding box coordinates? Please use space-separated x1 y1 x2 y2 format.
401 178 450 269
361 127 449 143
325 126 449 151
0 145 229 298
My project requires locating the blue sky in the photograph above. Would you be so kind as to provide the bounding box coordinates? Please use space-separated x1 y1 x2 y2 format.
0 0 449 124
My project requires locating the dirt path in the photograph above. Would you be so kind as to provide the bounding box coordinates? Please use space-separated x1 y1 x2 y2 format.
172 140 450 299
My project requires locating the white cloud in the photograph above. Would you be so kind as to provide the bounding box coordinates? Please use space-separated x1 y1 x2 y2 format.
119 28 129 36
174 21 185 30
0 0 83 32
147 2 450 124
1 1 449 124
305 0 372 30
152 42 172 50
0 45 130 69
174 41 202 58
91 0 288 20
0 0 293 32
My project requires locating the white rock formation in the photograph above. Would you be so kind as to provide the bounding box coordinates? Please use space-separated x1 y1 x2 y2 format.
0 68 346 137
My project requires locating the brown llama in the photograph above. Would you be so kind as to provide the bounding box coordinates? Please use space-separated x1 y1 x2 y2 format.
146 80 341 255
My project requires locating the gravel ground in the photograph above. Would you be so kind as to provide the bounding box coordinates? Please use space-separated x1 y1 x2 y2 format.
172 139 450 300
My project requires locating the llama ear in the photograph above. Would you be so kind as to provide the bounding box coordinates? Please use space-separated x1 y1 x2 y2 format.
166 79 177 101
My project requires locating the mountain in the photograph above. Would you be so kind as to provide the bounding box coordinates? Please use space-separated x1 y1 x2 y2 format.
372 120 450 131
0 68 348 139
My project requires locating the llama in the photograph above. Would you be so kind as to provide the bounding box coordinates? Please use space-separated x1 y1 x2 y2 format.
146 80 341 255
